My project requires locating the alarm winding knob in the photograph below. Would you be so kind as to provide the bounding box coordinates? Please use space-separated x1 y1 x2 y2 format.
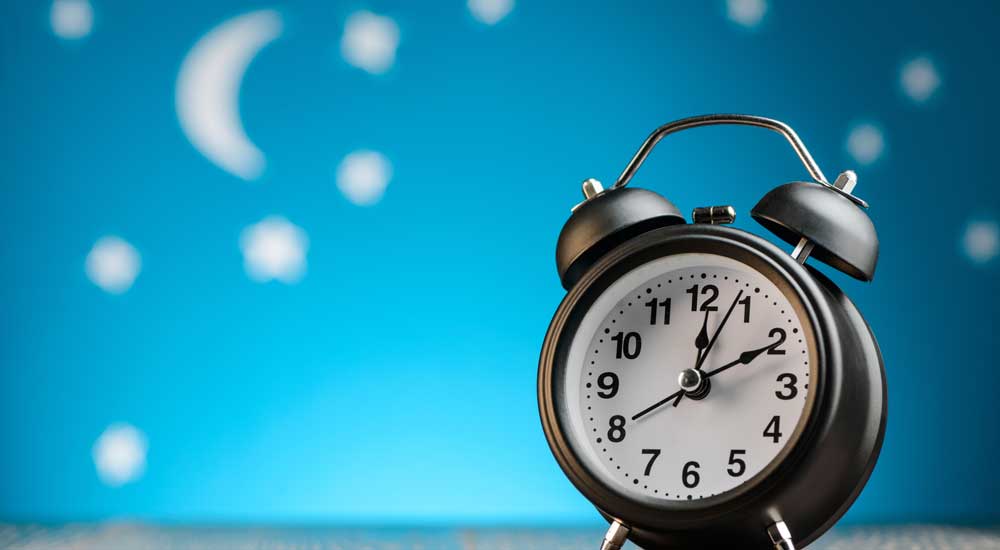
751 171 879 281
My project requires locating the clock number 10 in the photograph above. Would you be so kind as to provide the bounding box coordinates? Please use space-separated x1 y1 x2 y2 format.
611 331 641 359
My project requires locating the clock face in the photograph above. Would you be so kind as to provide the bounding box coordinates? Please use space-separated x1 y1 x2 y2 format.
561 252 817 503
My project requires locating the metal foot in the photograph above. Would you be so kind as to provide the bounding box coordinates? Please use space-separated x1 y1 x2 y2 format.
600 520 630 550
767 521 795 550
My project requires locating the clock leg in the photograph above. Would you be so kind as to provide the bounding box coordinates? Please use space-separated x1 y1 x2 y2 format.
600 520 630 550
767 521 796 550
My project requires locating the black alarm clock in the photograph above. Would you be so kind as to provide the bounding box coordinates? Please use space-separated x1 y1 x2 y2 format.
538 115 886 550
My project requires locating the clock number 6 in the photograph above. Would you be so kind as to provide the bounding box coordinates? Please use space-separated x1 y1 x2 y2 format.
682 461 700 488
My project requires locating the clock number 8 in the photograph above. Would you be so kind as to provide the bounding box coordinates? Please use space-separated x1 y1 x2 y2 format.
607 415 626 442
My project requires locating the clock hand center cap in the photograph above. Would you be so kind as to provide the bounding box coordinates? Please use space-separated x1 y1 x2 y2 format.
678 368 703 392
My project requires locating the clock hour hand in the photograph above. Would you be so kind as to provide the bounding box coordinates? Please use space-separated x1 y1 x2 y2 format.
694 289 744 371
694 309 710 367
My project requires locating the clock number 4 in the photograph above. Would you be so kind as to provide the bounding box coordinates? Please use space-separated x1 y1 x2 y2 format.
644 297 671 325
763 415 783 444
611 331 641 359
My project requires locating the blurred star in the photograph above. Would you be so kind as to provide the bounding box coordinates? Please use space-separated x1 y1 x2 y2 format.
50 0 93 40
336 150 392 206
726 0 767 28
93 423 147 487
240 216 309 283
341 11 400 74
900 56 941 104
845 123 885 166
468 0 515 25
961 219 999 264
85 236 141 294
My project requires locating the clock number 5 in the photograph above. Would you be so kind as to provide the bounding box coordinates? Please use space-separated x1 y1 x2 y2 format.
611 331 641 359
727 449 747 477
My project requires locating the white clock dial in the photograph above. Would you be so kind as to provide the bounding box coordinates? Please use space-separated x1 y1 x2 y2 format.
563 253 816 502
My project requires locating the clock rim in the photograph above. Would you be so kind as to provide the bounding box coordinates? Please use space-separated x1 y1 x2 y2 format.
538 224 839 531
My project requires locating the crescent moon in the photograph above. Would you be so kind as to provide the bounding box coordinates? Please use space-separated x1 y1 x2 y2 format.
176 10 283 181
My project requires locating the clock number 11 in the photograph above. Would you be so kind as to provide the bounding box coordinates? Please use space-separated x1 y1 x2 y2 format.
644 297 671 325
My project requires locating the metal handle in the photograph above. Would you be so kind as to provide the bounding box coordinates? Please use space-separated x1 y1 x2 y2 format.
611 114 867 208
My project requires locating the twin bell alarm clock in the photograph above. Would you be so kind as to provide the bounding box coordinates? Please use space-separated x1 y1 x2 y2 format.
538 115 886 550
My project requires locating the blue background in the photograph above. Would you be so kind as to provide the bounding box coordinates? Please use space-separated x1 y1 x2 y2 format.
1 0 998 527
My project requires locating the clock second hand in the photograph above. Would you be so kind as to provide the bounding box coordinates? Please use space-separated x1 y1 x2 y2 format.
673 289 745 408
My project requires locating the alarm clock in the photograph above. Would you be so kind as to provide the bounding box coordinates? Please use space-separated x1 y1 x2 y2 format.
538 115 886 550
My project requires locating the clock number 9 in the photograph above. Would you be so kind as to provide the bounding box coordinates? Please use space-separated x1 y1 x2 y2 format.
597 372 619 399
682 461 700 488
611 331 641 359
607 415 626 442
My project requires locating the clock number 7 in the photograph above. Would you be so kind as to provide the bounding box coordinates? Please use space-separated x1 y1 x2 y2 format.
641 449 661 476
644 297 671 325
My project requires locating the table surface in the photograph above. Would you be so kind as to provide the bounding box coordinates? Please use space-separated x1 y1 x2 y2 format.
1 524 999 550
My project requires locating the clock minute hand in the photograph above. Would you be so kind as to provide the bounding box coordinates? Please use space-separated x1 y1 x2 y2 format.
704 342 775 379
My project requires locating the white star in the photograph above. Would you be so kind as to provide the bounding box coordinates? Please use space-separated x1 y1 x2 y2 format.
341 11 400 75
93 423 147 487
51 0 93 40
900 56 941 104
845 123 885 166
468 0 515 25
336 150 392 206
961 219 999 265
726 0 767 28
240 216 309 283
85 236 141 294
